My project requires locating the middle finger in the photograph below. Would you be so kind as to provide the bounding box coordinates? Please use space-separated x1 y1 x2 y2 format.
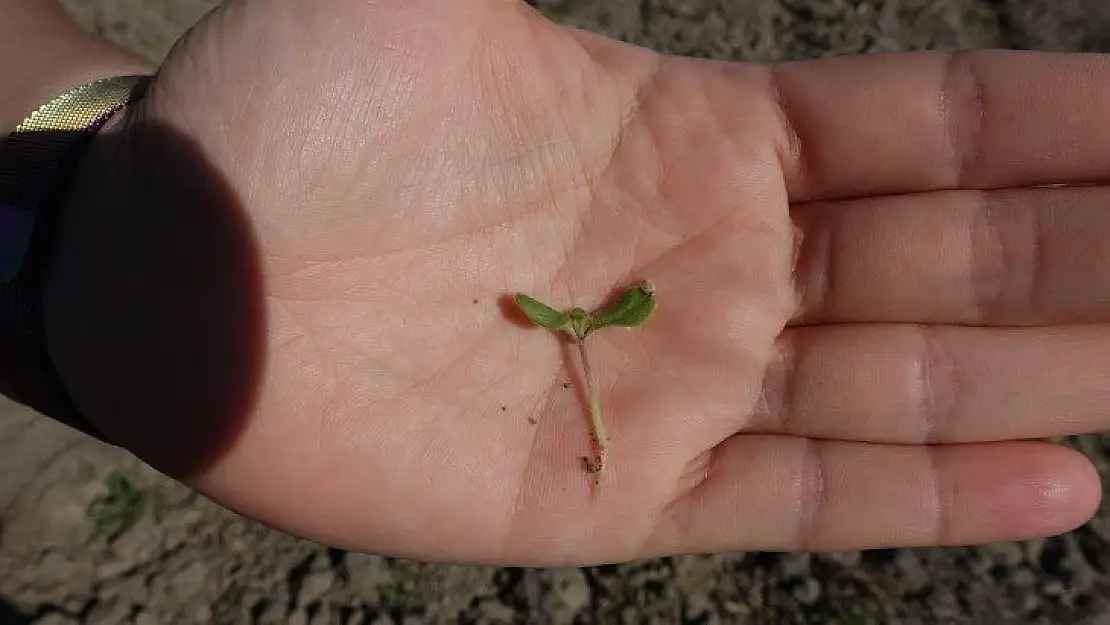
791 185 1110 326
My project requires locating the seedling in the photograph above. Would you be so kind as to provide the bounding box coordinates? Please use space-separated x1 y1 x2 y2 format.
86 471 148 542
514 281 656 485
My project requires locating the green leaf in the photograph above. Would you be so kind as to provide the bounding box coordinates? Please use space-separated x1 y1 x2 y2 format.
590 281 656 329
514 293 571 332
86 471 147 542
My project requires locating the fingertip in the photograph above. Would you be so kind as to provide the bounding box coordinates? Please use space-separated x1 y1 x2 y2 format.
944 442 1102 544
1032 443 1103 536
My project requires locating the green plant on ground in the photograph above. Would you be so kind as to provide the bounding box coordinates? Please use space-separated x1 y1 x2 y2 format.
377 560 422 613
86 471 148 542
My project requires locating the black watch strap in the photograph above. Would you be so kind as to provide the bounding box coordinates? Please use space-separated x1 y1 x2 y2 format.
0 75 152 441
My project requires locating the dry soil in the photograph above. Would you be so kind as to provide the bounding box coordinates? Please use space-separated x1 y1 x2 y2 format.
5 1 1110 624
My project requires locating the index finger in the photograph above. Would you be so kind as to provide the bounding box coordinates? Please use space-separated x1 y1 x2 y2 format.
772 50 1110 202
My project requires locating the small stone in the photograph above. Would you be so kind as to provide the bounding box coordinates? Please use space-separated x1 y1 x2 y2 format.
85 600 131 625
39 551 95 589
670 0 701 17
111 518 158 565
298 570 336 605
255 600 287 624
723 600 750 615
370 615 395 625
1043 581 1066 596
479 600 515 623
829 550 862 567
94 557 133 581
1011 569 1037 587
896 550 931 593
993 542 1026 566
311 551 333 571
134 612 158 625
169 561 208 598
346 553 394 592
779 553 811 578
553 568 590 613
287 610 308 625
793 578 820 605
61 593 87 615
747 582 764 608
35 614 78 625
113 574 151 605
686 592 712 617
1023 540 1045 563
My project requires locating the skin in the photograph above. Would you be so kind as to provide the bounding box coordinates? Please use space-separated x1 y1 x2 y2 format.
22 0 1110 565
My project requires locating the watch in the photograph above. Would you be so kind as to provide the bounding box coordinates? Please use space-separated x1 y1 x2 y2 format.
0 75 152 441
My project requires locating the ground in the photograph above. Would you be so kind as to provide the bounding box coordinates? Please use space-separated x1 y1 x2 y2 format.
3 0 1110 623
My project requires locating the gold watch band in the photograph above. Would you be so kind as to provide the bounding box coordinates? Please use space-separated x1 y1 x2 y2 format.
1 75 151 281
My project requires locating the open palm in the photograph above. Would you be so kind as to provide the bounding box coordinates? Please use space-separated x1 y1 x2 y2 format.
45 0 1110 565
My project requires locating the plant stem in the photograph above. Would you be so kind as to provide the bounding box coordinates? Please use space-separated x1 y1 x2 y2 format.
576 337 607 480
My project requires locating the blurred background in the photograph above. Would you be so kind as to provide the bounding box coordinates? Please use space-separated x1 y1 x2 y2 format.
4 1 1110 624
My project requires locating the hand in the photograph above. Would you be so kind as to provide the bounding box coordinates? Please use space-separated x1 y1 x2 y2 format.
42 0 1110 565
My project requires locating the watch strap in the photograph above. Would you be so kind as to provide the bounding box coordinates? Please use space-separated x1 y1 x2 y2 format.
0 75 152 441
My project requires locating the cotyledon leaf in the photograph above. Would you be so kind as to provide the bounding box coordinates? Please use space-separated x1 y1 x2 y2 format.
589 281 656 329
514 293 571 332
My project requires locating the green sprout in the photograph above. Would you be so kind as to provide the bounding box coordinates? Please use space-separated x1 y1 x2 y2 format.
514 281 657 485
86 471 148 542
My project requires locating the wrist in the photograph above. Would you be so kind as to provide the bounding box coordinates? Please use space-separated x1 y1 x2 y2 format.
41 106 267 475
0 1 151 439
0 76 152 441
0 2 150 129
